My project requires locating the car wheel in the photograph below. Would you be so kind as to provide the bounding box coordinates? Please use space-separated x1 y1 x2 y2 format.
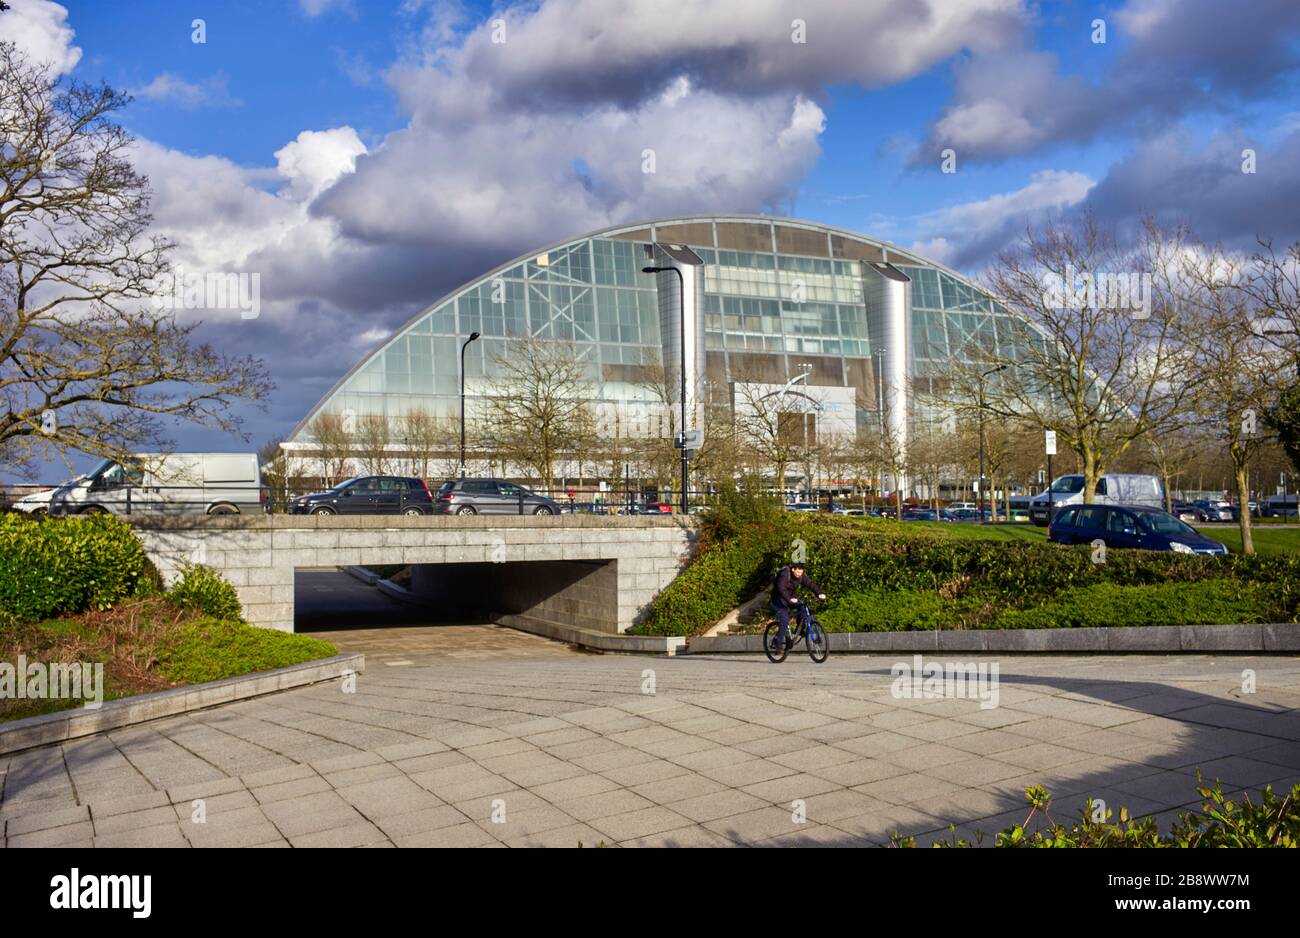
207 503 239 515
79 505 108 515
310 506 335 515
532 505 554 516
403 506 424 516
455 505 477 515
32 507 47 516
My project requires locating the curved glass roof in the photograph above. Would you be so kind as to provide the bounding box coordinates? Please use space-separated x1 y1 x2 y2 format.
286 214 1034 444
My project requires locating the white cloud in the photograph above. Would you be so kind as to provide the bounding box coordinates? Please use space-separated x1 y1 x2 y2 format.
275 128 367 201
133 73 243 109
0 0 81 75
910 170 1095 268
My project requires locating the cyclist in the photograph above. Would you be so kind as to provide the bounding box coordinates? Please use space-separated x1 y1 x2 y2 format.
770 562 826 657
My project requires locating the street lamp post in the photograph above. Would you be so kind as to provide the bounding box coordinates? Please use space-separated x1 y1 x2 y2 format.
459 331 481 477
977 364 1007 521
642 265 689 513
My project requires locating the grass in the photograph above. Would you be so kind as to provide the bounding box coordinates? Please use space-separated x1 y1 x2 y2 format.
849 518 1300 555
1195 526 1300 556
0 598 336 722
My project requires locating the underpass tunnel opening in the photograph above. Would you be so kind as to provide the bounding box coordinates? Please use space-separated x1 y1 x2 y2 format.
409 559 619 632
291 559 618 634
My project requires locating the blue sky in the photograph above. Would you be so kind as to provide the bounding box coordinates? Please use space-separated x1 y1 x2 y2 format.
5 0 1300 472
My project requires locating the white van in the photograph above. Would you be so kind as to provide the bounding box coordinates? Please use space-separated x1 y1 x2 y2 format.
1028 473 1165 526
48 453 262 516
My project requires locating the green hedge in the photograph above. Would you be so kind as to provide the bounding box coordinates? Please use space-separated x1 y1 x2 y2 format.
168 563 244 621
636 511 1300 636
156 617 337 685
0 513 152 626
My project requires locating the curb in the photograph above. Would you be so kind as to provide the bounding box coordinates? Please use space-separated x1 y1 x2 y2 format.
497 613 686 656
686 623 1300 655
0 653 366 756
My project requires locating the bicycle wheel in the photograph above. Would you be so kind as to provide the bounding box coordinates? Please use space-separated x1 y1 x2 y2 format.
806 617 830 663
763 622 790 663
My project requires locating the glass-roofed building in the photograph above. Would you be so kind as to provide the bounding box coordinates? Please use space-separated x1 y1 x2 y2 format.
282 215 1031 490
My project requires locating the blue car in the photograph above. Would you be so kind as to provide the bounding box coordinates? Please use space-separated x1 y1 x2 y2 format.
1048 504 1228 555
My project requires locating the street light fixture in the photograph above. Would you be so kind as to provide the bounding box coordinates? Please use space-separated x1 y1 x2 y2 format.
642 264 690 513
977 364 1008 521
459 331 481 478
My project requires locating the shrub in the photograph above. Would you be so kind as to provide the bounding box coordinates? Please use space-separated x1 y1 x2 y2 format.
817 587 947 632
895 779 1299 847
639 512 1300 636
156 617 337 684
168 563 244 621
991 580 1280 630
0 513 151 626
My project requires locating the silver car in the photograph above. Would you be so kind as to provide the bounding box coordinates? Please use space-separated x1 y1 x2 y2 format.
432 478 560 515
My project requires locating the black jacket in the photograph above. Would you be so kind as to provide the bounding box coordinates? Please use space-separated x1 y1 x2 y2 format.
772 566 823 607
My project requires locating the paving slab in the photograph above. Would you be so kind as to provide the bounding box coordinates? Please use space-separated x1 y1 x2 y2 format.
2 646 1297 849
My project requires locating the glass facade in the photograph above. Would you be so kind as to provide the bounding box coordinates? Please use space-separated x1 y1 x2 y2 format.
286 217 1024 449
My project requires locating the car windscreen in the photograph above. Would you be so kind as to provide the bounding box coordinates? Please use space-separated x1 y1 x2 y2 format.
332 478 361 492
1050 476 1085 494
1139 512 1196 536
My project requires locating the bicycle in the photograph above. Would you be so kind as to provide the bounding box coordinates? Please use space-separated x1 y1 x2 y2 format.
764 601 830 664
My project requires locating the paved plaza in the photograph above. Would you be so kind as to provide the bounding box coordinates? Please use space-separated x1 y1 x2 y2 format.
2 636 1299 847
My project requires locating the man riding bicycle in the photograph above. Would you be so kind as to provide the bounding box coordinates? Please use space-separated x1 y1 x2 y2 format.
770 562 826 657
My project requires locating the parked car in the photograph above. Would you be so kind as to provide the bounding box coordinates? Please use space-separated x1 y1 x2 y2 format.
1261 495 1299 518
291 476 433 515
903 508 940 521
1048 504 1228 555
1169 500 1203 522
11 474 89 514
1029 473 1165 526
945 507 982 522
49 453 262 516
431 478 559 515
1192 498 1234 522
785 502 817 512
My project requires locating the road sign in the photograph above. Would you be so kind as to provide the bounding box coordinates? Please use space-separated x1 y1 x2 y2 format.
675 429 703 450
1045 430 1057 456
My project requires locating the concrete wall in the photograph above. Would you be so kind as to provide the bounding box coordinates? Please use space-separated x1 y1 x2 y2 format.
130 514 696 633
409 559 618 632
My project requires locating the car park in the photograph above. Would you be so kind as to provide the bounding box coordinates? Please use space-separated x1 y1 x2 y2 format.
292 476 434 515
431 478 560 515
1048 504 1228 555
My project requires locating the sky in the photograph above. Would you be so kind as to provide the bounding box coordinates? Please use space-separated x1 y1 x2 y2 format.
4 0 1300 476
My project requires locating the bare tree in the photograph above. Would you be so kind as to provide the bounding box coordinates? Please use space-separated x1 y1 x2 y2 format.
0 43 271 474
481 338 594 491
399 407 442 482
1182 245 1290 555
355 414 392 476
308 413 352 487
730 363 817 496
953 215 1198 503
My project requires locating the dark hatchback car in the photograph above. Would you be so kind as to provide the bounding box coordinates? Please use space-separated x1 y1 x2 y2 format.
291 476 434 515
433 478 560 515
1048 504 1228 555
